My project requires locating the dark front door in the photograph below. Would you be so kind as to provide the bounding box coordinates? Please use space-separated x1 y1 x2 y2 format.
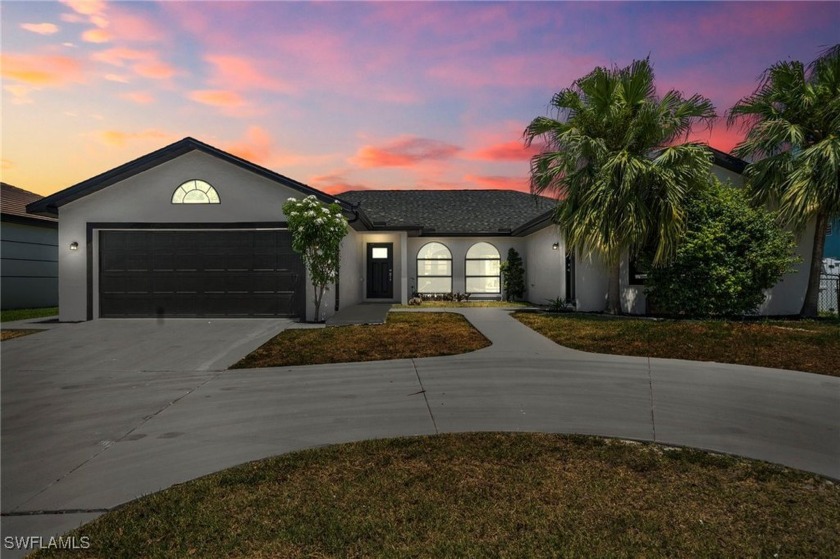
366 243 393 299
99 230 305 318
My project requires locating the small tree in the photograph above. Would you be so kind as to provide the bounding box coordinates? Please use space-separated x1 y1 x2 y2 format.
643 179 798 318
283 195 348 322
500 248 526 301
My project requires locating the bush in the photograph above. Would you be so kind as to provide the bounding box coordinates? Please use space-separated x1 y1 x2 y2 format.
643 179 798 317
501 248 525 301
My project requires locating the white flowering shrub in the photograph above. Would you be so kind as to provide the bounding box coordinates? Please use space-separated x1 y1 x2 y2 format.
283 195 349 322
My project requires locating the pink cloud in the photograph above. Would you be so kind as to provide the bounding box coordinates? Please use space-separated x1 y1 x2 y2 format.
20 23 59 35
106 8 166 43
82 27 111 43
60 0 105 17
224 126 274 165
310 173 371 195
92 47 149 66
468 140 541 162
134 60 176 80
119 91 154 104
188 89 245 108
204 54 295 94
352 136 461 168
464 174 529 192
1 53 85 86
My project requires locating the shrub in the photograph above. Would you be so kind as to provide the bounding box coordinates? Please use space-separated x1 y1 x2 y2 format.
643 179 798 317
501 248 525 301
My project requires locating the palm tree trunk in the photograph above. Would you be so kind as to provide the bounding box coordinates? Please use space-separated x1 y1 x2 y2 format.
607 259 621 314
800 212 828 318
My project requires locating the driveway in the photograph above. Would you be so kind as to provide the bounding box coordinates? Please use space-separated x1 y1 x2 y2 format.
2 310 839 558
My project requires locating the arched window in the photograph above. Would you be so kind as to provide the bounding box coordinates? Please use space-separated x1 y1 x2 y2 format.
416 242 452 294
466 242 500 294
172 180 220 204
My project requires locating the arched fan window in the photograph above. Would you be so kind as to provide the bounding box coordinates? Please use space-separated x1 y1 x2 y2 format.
172 180 220 204
465 242 500 294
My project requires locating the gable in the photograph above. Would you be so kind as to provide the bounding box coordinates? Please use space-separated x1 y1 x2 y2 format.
26 137 348 218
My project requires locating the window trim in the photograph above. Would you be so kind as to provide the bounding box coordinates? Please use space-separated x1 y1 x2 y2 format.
465 242 501 295
416 242 452 294
171 179 221 204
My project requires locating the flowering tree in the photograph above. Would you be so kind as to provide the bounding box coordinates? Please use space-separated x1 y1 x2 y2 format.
283 195 348 322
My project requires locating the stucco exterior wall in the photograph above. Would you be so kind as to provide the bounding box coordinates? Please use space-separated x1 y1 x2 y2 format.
524 226 564 304
574 251 610 312
58 151 316 321
1 220 58 309
760 218 816 315
405 236 526 299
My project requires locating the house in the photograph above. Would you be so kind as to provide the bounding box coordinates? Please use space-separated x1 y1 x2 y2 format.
26 137 814 321
1 183 59 310
825 217 840 260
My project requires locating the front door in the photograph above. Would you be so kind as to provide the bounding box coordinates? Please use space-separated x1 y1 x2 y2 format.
367 243 393 299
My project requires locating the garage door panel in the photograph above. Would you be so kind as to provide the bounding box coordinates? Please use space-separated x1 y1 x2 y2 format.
99 230 304 318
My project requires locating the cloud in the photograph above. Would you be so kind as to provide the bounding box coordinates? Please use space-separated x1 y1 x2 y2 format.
352 136 461 168
82 28 111 43
104 73 129 83
1 53 85 86
21 23 59 35
60 0 106 17
464 174 529 192
4 85 35 105
119 91 154 104
468 140 541 162
96 129 171 147
204 54 295 94
188 89 245 108
93 48 176 80
310 172 370 195
224 126 274 164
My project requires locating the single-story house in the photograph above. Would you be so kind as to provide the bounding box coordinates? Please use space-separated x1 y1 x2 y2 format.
26 137 814 322
1 182 59 310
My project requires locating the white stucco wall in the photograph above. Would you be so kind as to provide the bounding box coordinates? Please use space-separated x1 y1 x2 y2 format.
574 251 610 312
57 150 318 321
524 227 564 304
760 218 815 315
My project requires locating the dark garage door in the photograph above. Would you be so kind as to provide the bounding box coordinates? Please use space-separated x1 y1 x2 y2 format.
99 230 305 318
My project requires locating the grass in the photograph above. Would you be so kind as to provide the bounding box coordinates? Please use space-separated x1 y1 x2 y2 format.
0 306 58 323
392 300 530 308
232 312 489 368
35 433 840 559
514 312 840 377
1 329 43 341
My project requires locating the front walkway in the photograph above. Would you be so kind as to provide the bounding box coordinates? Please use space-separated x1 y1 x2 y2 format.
1 308 838 557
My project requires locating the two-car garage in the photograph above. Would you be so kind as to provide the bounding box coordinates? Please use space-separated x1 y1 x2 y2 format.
99 230 305 318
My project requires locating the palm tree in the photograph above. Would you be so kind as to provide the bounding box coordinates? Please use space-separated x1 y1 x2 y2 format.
524 58 717 314
728 44 840 317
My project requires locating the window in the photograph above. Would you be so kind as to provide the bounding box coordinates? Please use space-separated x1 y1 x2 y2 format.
417 242 452 293
172 180 220 204
465 242 500 294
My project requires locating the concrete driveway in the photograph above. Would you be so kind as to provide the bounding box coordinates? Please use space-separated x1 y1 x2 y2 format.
2 310 839 558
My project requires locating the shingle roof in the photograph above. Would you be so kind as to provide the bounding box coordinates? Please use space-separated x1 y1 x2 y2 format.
337 190 556 235
1 182 57 223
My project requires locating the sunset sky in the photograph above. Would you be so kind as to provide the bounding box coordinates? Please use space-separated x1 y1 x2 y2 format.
2 1 838 197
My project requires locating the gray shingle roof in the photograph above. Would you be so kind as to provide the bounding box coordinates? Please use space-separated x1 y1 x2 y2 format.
1 183 57 223
337 190 556 235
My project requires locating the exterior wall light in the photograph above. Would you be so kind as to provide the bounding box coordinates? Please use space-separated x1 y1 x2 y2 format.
552 242 560 250
70 242 79 251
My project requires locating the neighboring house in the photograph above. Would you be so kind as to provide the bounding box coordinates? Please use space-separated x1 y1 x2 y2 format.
1 183 59 310
824 216 840 260
26 137 814 321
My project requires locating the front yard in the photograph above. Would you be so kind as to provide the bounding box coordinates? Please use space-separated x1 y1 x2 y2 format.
514 312 840 377
232 312 489 368
35 433 840 559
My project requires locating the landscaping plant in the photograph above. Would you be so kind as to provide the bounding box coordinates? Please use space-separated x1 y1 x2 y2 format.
500 248 525 301
525 57 717 314
642 179 798 317
282 195 348 322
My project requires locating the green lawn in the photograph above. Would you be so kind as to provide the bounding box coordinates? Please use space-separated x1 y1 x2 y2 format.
34 433 840 559
514 312 840 377
0 307 58 323
232 312 489 368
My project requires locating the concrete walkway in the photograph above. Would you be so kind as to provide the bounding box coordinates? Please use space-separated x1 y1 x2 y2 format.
325 303 391 325
1 309 838 557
